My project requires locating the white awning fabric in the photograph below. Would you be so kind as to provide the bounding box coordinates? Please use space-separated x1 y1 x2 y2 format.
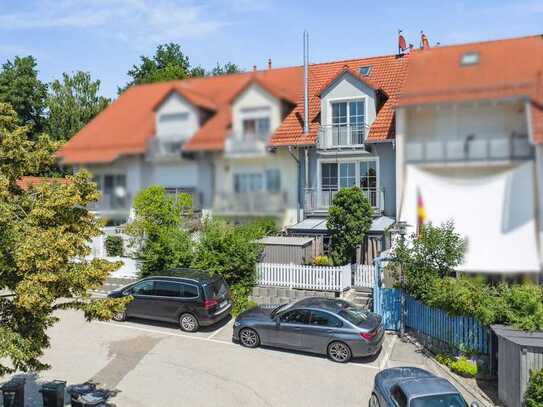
399 162 540 274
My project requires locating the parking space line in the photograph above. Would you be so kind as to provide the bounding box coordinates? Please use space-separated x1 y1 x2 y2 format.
96 321 237 346
206 321 231 340
379 334 397 371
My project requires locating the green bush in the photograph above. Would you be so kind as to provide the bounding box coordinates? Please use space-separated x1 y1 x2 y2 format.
496 283 543 331
450 356 478 378
230 284 257 317
105 235 123 257
313 255 333 266
435 353 455 367
127 185 193 278
191 219 263 289
525 369 543 407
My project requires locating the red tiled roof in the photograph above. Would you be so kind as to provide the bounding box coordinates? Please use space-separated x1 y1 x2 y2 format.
316 65 383 97
17 176 71 190
57 53 409 162
398 35 543 107
270 54 409 146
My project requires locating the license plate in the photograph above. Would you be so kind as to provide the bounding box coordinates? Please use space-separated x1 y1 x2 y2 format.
219 300 228 308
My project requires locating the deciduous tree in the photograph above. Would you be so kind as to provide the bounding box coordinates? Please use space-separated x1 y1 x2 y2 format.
0 56 48 137
0 103 129 375
46 71 110 141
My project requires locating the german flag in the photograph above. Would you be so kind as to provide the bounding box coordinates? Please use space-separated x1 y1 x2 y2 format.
417 188 426 235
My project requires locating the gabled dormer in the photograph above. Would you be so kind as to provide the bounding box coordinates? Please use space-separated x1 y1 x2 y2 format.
225 76 295 158
147 87 216 161
318 65 387 150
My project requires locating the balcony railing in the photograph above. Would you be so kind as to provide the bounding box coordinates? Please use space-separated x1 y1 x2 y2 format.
146 136 187 161
214 190 288 215
304 187 384 214
317 124 369 150
224 132 269 158
88 192 132 214
405 134 533 164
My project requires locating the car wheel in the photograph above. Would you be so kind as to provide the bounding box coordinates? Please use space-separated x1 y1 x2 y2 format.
179 313 199 332
112 310 127 322
327 341 352 363
239 328 260 348
369 393 380 407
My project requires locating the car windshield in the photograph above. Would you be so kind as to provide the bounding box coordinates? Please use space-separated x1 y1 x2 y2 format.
410 393 467 407
338 305 369 326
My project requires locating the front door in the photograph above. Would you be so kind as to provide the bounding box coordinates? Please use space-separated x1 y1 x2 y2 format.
271 309 310 349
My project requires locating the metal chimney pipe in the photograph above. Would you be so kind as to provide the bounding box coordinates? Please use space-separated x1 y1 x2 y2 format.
303 30 309 134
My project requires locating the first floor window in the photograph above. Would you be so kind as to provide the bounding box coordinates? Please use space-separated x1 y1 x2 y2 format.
234 173 263 193
265 169 281 193
339 163 356 188
320 160 378 206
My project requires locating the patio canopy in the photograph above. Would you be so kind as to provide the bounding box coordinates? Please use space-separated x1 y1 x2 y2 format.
399 162 540 274
287 216 395 235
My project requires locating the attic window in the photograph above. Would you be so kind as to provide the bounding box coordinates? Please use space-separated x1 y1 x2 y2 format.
359 66 372 76
461 52 479 66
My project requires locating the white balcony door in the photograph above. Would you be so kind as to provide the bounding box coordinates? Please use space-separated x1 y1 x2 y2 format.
318 159 379 208
331 100 365 146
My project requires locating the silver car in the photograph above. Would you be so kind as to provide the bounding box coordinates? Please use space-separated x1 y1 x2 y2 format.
232 297 384 363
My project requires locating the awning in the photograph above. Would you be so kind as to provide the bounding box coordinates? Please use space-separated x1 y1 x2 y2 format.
287 216 395 235
399 162 540 274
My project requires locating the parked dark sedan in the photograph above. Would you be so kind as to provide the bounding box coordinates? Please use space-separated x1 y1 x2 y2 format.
370 367 478 407
233 297 384 363
108 269 231 332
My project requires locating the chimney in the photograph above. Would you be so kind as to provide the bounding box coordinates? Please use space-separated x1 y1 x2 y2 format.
420 31 430 49
253 65 257 72
268 58 272 70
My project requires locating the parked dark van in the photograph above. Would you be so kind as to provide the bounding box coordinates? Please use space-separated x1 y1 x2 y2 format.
108 269 231 332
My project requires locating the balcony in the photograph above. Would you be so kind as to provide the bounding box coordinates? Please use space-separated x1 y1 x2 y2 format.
146 136 187 162
213 190 288 215
317 124 369 150
88 192 132 220
304 187 384 214
405 134 534 164
224 132 268 158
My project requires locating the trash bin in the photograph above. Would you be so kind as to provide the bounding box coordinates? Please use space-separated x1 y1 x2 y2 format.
41 380 66 407
0 378 25 407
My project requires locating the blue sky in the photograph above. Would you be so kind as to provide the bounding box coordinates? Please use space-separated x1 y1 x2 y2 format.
1 0 541 98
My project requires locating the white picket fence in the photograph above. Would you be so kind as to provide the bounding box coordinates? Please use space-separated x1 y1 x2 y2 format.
353 264 375 288
256 263 375 291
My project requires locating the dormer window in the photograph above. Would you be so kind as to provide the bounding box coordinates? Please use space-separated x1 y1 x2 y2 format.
461 52 479 66
159 112 189 123
243 117 270 141
359 66 372 76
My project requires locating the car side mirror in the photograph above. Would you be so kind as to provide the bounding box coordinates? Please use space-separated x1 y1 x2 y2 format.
122 289 132 296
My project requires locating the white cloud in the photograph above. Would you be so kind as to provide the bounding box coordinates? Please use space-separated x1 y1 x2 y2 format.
0 0 226 44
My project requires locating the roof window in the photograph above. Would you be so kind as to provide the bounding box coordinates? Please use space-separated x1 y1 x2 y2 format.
359 66 372 76
461 52 479 66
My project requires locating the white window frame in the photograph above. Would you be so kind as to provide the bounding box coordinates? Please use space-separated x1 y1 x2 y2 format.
326 96 367 127
316 156 380 207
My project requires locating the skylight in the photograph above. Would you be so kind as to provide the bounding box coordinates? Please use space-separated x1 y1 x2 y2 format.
359 66 372 76
461 52 480 66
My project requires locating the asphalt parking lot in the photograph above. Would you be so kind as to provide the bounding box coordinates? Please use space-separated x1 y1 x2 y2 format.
4 310 482 407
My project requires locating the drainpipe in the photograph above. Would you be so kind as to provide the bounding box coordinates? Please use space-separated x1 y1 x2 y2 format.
303 30 309 135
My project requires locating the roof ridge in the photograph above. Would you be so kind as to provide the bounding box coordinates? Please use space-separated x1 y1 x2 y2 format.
410 33 543 52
